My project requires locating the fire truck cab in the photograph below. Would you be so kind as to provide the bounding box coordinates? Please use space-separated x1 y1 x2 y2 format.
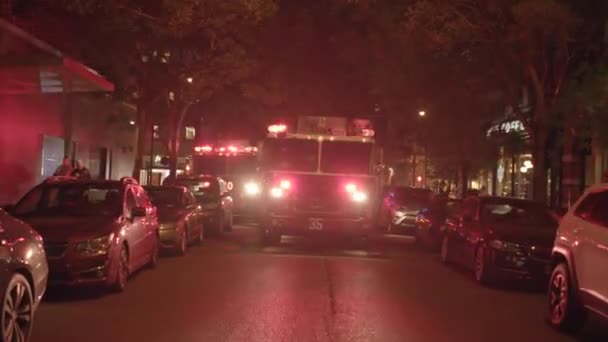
259 117 380 245
192 140 261 218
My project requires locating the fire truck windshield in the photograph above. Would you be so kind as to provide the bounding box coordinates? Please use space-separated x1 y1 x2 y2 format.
261 139 318 172
193 155 257 176
320 141 372 174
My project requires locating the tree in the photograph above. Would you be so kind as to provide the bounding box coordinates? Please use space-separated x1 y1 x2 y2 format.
402 0 578 202
53 0 278 179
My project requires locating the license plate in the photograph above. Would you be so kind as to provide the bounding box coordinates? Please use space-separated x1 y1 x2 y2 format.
309 218 323 231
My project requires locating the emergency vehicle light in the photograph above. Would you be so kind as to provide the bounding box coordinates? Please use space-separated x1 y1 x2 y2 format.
268 124 287 134
195 145 213 153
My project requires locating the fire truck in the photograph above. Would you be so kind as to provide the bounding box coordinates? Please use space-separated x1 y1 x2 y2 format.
192 140 261 218
258 116 381 245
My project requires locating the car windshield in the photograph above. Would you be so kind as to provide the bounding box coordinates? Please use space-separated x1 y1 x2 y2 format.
481 200 557 228
193 156 226 175
146 188 183 208
320 141 372 174
391 188 433 208
168 179 219 203
261 139 318 172
13 183 122 217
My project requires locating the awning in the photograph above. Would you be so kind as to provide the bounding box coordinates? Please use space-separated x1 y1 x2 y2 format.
0 19 114 95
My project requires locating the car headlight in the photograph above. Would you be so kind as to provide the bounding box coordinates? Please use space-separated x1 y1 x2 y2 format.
244 182 261 196
395 210 406 218
160 223 177 231
75 234 113 256
489 240 525 254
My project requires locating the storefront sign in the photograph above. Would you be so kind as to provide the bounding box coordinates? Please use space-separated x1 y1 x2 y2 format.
486 119 526 138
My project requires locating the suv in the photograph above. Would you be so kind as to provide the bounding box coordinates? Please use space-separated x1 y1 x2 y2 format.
8 177 159 292
549 184 608 332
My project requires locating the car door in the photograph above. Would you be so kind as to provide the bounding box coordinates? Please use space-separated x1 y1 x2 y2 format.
452 198 480 265
135 186 156 258
575 190 608 309
185 191 203 239
124 187 146 267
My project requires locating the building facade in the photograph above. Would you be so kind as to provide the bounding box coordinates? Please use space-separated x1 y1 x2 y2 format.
0 19 136 204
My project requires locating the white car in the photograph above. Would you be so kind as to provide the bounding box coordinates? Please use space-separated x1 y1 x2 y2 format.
548 183 608 332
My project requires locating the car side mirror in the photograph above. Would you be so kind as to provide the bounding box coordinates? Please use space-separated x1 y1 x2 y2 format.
131 207 147 218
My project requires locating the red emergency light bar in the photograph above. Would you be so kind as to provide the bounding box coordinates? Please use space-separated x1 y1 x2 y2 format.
268 124 287 134
194 145 258 155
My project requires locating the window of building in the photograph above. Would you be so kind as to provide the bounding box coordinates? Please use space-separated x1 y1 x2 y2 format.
153 125 160 139
185 126 196 140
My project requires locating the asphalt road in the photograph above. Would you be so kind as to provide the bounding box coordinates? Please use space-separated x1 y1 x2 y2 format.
32 225 608 342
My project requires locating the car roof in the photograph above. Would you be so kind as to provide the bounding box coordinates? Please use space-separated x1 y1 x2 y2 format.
477 196 546 206
42 179 124 187
144 185 187 192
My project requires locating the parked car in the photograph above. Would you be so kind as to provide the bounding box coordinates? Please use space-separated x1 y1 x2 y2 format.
441 196 557 285
7 177 159 292
0 209 48 342
163 175 234 236
378 186 434 234
144 186 204 255
415 197 462 250
548 184 608 332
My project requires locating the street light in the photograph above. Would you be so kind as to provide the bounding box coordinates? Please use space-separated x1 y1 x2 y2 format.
418 110 426 117
186 77 193 83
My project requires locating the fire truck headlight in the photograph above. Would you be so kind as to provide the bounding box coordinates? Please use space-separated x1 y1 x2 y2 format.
270 187 284 199
244 182 260 196
352 191 368 203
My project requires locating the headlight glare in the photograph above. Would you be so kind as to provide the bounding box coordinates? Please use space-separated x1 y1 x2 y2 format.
244 182 260 196
75 234 113 256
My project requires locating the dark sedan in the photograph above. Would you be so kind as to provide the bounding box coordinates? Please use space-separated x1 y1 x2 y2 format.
8 177 159 292
0 208 48 342
164 175 234 236
378 187 434 234
144 186 204 255
415 198 462 250
440 196 558 285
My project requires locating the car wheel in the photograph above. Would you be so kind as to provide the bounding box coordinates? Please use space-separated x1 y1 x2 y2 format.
440 235 452 264
474 245 494 285
548 263 587 332
148 234 160 268
2 273 34 342
112 245 129 292
176 229 187 256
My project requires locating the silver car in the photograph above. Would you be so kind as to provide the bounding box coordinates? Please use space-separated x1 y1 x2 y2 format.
0 208 49 342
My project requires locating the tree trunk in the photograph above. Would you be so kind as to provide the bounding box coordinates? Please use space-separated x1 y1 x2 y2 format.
532 126 549 204
132 105 147 180
167 103 193 180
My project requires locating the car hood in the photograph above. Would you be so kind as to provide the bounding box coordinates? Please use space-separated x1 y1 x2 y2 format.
488 223 556 247
23 216 117 242
156 207 185 224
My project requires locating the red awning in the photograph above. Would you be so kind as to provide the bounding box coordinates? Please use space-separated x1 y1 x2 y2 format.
0 19 114 95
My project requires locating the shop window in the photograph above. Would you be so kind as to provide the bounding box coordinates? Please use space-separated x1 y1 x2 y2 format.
185 127 196 140
153 125 160 139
